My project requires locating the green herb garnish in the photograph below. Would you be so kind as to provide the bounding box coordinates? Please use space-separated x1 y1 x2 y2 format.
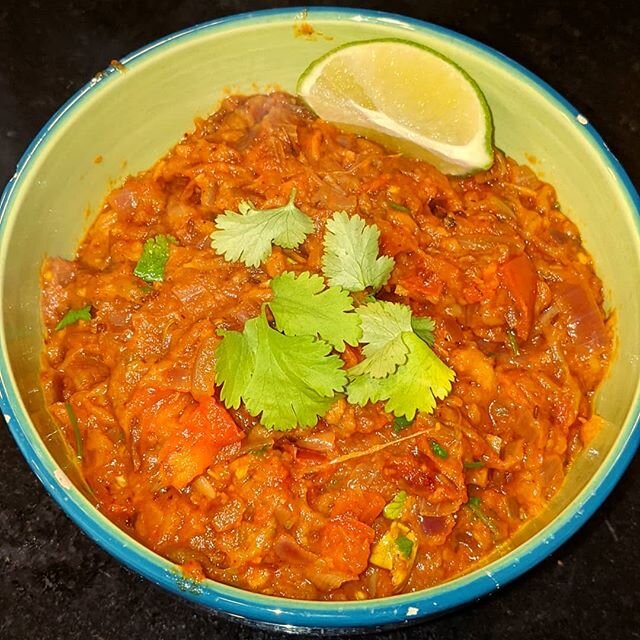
347 331 455 421
393 415 414 433
430 440 449 459
269 271 361 351
55 305 92 331
383 491 408 519
505 327 520 356
211 188 313 267
349 301 413 378
215 308 346 431
464 460 485 469
322 211 394 292
395 535 414 559
467 496 499 534
212 207 456 431
348 301 439 381
134 234 175 282
410 316 436 347
388 201 410 213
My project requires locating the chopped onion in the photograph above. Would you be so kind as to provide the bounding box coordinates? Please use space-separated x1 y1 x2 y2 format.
295 431 335 452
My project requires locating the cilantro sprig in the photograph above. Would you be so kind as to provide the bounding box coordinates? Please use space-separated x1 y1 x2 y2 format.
345 299 453 420
322 211 394 292
215 307 346 430
269 272 361 351
348 330 454 420
211 188 313 268
213 208 455 431
348 301 413 378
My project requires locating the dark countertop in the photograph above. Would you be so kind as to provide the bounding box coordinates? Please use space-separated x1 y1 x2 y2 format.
1 1 638 638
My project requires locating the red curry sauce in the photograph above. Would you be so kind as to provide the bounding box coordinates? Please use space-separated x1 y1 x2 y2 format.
40 93 612 600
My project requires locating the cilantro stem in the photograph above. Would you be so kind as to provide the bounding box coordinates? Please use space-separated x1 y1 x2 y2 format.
388 201 411 213
304 429 430 475
505 328 520 356
467 496 499 534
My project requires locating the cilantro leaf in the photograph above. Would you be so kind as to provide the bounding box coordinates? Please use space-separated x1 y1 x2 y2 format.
411 315 436 347
322 211 394 292
347 332 455 420
395 535 414 559
134 235 175 282
383 491 408 519
269 272 361 352
215 323 257 409
348 301 412 378
211 188 314 268
215 309 347 431
55 305 92 331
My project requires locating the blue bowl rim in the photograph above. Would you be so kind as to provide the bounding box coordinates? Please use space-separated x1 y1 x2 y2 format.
0 6 639 630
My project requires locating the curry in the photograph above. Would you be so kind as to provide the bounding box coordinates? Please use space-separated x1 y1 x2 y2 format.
40 93 612 600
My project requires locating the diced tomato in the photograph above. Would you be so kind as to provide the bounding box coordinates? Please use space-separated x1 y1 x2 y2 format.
186 396 244 448
134 389 190 444
499 253 538 340
157 396 244 490
319 516 375 576
331 489 386 525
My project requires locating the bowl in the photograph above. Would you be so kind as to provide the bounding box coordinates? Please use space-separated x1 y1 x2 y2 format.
1 7 639 632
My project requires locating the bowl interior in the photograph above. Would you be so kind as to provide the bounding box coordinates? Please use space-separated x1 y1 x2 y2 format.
1 8 639 628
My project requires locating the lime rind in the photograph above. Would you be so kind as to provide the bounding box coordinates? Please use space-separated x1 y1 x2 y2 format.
297 38 495 176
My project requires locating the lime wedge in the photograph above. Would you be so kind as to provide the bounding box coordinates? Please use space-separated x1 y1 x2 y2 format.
297 38 494 175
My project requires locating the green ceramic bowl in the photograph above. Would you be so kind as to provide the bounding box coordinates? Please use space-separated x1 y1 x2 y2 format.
1 8 639 631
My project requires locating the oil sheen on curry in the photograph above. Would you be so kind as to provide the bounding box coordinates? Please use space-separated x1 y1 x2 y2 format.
40 93 612 600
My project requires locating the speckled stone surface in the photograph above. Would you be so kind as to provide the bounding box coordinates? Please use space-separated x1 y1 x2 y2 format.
1 1 639 638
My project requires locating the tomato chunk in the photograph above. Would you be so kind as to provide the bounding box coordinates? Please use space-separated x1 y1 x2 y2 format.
319 516 375 576
157 396 244 490
499 253 537 340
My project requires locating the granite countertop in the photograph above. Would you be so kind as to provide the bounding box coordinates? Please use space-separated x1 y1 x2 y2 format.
1 1 638 638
